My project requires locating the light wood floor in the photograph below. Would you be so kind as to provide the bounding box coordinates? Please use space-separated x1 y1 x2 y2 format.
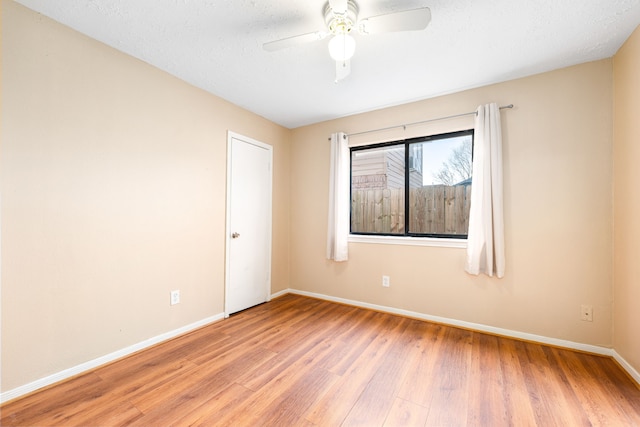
2 294 640 426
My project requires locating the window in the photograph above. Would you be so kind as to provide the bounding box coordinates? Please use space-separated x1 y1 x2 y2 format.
350 129 473 238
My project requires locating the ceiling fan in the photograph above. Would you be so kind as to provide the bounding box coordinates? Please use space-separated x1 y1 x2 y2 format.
263 0 431 82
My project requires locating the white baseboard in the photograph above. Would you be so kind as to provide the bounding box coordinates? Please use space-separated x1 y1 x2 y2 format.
0 313 225 404
270 288 290 300
612 350 640 385
286 289 615 357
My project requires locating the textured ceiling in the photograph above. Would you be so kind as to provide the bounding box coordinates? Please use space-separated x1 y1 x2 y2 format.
13 0 640 128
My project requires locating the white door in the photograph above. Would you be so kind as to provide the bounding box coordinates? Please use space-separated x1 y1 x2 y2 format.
225 132 272 316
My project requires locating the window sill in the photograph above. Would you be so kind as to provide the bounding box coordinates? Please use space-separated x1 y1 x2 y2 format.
348 234 467 248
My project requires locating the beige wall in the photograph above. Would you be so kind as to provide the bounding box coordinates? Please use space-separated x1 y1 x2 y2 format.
613 25 640 374
1 0 290 392
291 60 614 348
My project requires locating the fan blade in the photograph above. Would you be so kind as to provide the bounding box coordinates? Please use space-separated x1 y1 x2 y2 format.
263 31 327 51
335 59 351 82
358 7 431 35
329 0 348 15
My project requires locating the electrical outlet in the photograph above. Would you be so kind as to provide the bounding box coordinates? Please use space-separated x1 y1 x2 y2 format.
382 275 390 287
581 304 593 322
170 290 180 306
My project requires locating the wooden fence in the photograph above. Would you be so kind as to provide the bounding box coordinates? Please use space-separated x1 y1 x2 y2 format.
351 185 471 235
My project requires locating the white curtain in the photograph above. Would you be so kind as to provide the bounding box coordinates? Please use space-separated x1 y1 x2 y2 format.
465 103 505 278
326 132 350 261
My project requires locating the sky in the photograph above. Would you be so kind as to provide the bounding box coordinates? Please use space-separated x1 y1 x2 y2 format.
421 134 472 185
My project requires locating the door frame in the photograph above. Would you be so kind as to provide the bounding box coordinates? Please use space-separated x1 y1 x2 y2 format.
224 131 273 318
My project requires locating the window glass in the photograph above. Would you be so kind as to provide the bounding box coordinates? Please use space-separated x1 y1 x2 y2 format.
408 134 472 236
351 130 473 238
351 144 405 235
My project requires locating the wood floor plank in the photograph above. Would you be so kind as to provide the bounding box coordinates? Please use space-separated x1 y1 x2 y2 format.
396 322 447 407
465 332 509 426
168 382 255 426
41 394 143 427
238 335 336 392
258 300 352 355
214 340 340 426
2 294 639 427
423 327 474 426
132 346 277 413
321 309 381 376
573 350 640 425
127 380 240 427
552 348 623 426
303 313 410 426
383 397 430 427
519 342 591 426
0 372 118 427
496 337 538 426
97 357 201 406
342 318 425 426
240 367 338 427
235 303 354 392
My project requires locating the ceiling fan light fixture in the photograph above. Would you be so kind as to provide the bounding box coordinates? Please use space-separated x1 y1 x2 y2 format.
328 33 356 61
264 1 431 82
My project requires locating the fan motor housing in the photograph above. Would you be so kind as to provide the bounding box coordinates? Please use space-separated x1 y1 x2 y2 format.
324 0 359 34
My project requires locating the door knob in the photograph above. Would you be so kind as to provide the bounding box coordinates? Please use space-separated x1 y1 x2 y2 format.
231 232 240 239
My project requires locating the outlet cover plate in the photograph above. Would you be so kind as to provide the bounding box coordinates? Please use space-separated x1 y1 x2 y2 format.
170 290 180 305
581 304 593 322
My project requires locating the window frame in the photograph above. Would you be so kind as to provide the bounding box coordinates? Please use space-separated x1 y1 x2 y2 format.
349 129 474 241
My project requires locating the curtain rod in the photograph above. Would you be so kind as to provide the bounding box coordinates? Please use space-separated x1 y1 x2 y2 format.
332 104 513 139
